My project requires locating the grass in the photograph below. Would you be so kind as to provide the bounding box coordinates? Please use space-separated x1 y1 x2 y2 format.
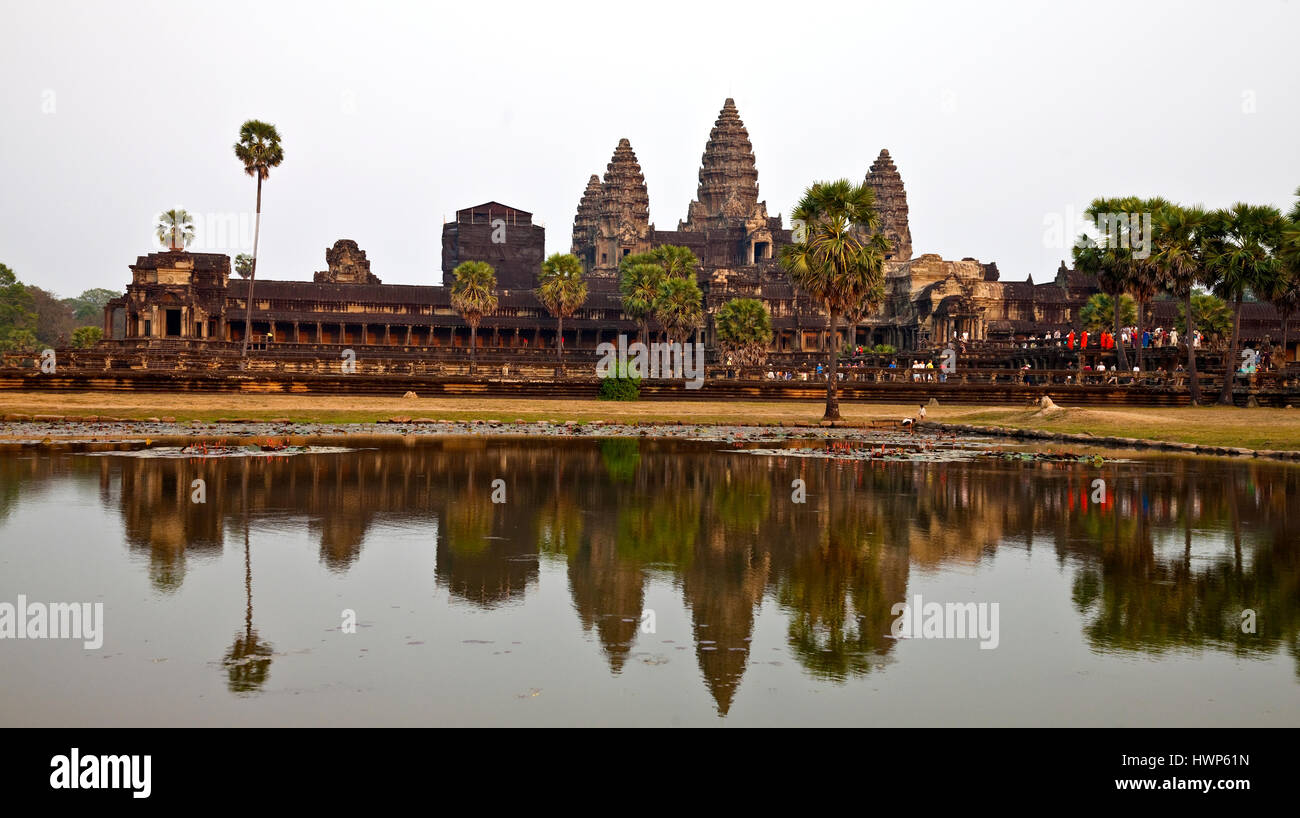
1 391 1299 450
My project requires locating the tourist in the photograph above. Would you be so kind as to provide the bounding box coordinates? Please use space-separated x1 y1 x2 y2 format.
919 404 927 421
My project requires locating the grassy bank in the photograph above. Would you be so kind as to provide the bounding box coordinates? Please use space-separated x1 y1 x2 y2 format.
1 391 1298 450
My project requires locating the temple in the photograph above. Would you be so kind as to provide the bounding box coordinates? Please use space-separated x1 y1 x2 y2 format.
99 97 1294 362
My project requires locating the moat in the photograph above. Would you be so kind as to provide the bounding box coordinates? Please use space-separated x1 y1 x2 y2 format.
1 437 1297 727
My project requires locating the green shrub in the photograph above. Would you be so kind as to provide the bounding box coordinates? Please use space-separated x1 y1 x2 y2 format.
598 364 641 401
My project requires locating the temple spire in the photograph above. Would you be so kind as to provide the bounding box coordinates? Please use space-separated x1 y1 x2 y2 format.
865 148 912 261
682 98 764 230
571 174 602 256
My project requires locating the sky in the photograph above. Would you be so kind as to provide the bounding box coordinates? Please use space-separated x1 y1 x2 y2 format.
2 0 1297 299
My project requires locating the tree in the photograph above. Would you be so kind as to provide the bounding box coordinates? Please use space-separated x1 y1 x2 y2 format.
619 245 700 343
780 179 888 420
1175 292 1233 345
1202 203 1285 405
1074 196 1143 372
63 288 119 323
450 260 497 375
0 263 36 343
1080 293 1135 334
155 209 195 250
26 285 76 346
714 298 773 369
234 253 254 279
1152 203 1210 401
1260 267 1298 367
535 253 587 372
1276 186 1300 366
619 261 665 344
1 328 38 353
233 120 285 361
654 276 703 346
72 326 103 348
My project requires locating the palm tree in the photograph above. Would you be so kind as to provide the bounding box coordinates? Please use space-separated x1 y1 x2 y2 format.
535 253 587 373
1261 267 1298 369
1080 293 1136 334
450 260 498 375
649 244 699 280
233 120 285 361
619 261 664 344
155 209 195 250
780 179 888 421
1202 203 1285 405
1152 203 1209 402
1076 196 1140 372
1277 187 1300 366
1130 197 1172 373
715 298 773 372
655 276 704 345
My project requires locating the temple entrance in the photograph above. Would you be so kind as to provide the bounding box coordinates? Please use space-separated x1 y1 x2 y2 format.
165 309 181 337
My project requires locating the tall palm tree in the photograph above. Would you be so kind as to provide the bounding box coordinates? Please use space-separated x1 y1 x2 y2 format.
450 260 498 375
655 276 704 345
1278 187 1300 366
233 120 284 361
155 209 196 250
715 297 773 371
1075 196 1139 372
780 179 888 421
536 253 587 373
1202 203 1285 405
1152 203 1209 402
1131 197 1171 373
619 261 664 344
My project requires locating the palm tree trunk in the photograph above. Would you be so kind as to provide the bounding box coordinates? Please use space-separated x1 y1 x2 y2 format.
1281 311 1290 370
1219 297 1243 405
241 175 263 363
1185 289 1200 403
469 323 477 375
1112 295 1130 372
1134 296 1145 373
824 308 841 421
556 315 564 375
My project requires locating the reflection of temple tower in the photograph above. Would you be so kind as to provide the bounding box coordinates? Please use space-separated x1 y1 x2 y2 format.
566 529 646 673
435 487 539 607
682 529 769 716
117 458 223 591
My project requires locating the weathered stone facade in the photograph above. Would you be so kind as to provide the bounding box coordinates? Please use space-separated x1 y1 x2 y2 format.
315 239 380 285
441 202 546 291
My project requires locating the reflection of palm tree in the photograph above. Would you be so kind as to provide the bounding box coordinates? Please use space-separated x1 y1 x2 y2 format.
223 515 272 694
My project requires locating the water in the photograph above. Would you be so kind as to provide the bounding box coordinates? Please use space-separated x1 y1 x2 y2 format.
1 437 1296 727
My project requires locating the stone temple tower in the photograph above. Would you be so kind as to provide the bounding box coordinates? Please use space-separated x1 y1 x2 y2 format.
865 149 912 261
680 98 770 232
575 138 651 276
571 174 602 268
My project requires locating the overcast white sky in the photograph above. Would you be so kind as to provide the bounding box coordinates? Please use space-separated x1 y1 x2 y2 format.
2 0 1297 298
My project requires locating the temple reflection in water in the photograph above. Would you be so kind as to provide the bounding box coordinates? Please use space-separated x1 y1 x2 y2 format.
2 439 1296 715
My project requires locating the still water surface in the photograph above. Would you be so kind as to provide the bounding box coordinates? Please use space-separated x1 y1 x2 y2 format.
1 437 1296 726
